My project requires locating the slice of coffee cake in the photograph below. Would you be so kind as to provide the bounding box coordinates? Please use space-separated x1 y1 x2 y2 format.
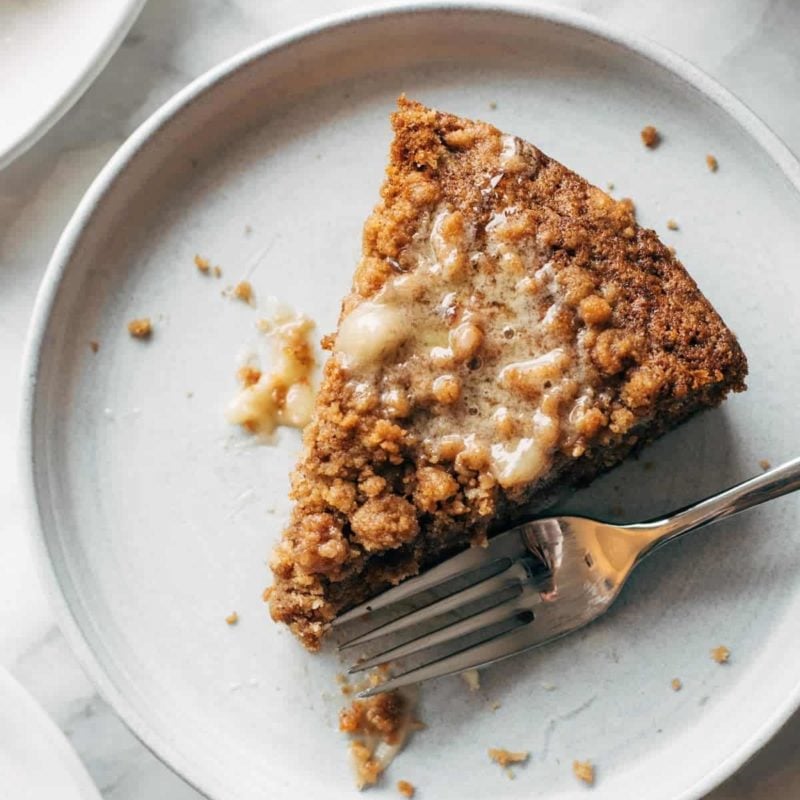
268 98 747 649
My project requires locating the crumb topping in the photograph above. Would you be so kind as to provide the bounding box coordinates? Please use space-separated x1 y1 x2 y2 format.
573 759 595 785
232 280 254 304
127 318 152 339
488 748 529 767
641 126 660 148
396 779 415 797
711 645 730 664
489 748 528 778
267 97 747 650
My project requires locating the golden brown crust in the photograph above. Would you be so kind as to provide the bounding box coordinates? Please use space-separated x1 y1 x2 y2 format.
267 97 747 649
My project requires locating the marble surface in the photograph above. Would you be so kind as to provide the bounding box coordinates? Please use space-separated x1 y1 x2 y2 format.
1 1 798 797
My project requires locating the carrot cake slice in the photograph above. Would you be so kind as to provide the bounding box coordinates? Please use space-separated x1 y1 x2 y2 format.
268 97 747 649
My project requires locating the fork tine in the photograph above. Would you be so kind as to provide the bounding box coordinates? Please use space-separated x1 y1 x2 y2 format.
356 612 565 698
349 585 537 673
340 560 531 655
333 527 529 641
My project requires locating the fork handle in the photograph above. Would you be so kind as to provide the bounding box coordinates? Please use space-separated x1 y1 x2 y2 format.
628 456 800 552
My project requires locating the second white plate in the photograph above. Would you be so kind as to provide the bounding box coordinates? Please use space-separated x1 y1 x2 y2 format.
23 4 800 799
0 0 147 169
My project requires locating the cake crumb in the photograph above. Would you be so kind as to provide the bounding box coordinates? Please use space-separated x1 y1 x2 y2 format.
212 266 222 278
666 219 679 231
236 365 262 387
606 182 615 191
706 154 719 172
225 611 239 626
759 459 771 471
641 125 660 148
462 669 481 692
711 645 730 664
671 678 682 691
194 254 210 273
127 318 152 339
573 759 595 785
489 701 501 711
488 748 529 776
232 280 254 304
397 780 415 798
89 340 100 353
489 101 497 110
340 690 418 789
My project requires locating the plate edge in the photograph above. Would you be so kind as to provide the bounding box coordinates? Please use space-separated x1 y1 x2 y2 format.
18 3 800 800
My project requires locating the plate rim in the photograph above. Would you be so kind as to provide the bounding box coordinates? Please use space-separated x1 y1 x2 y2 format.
0 0 148 170
19 2 800 798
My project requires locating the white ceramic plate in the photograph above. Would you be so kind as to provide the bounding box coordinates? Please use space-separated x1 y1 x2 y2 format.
22 4 800 799
0 667 101 800
0 0 147 169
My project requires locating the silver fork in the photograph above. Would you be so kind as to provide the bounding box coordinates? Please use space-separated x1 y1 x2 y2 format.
334 457 800 697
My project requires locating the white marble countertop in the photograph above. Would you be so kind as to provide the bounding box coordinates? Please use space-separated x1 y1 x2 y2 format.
1 1 798 797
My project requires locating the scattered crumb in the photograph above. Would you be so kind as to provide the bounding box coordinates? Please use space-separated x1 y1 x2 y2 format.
397 780 415 798
573 759 595 786
236 365 262 387
490 701 501 711
759 459 771 471
186 391 194 398
711 645 731 664
340 690 419 789
489 101 497 110
212 266 222 278
245 224 253 234
706 154 719 172
194 254 210 273
666 218 679 231
606 182 615 191
232 280 254 304
225 611 239 626
488 748 529 778
462 669 481 692
641 125 660 148
336 673 354 695
127 318 152 339
671 678 682 692
89 340 100 353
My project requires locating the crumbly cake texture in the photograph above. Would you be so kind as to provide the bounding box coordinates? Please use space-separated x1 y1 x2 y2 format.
268 97 747 649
